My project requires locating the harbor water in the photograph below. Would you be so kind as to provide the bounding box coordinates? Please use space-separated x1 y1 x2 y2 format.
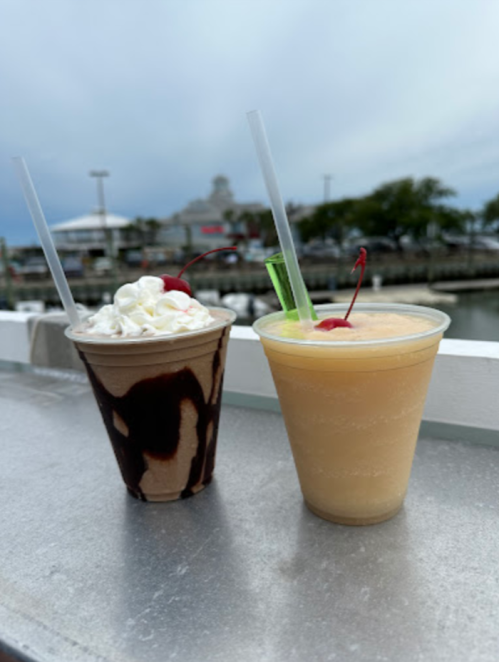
436 290 498 342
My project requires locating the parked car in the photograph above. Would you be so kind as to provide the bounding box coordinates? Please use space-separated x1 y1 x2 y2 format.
62 257 85 278
0 261 22 278
444 235 499 253
402 238 444 256
173 248 186 265
472 236 499 251
203 248 243 266
243 246 278 263
19 256 49 280
443 235 469 252
146 251 168 267
302 242 341 259
125 250 143 268
93 257 112 275
346 237 398 255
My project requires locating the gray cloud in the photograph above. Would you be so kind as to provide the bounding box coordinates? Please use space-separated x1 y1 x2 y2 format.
2 0 499 245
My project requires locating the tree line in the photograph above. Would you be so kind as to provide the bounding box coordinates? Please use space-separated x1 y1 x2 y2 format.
231 177 499 249
127 177 499 250
296 177 499 250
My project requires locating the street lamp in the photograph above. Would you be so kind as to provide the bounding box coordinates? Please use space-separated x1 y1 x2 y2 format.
89 169 117 290
0 237 14 310
89 170 109 219
322 174 333 203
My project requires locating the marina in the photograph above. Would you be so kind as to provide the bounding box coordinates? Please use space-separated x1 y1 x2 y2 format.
2 2 499 660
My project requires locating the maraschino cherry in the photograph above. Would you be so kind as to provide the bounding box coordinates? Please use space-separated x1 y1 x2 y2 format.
160 247 237 296
315 247 367 331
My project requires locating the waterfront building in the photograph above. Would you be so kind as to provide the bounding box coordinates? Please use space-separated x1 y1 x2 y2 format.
51 212 133 256
46 175 310 261
48 176 268 257
159 175 265 250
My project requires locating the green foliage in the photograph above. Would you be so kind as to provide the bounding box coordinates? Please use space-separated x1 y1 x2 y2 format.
299 198 357 245
434 207 472 236
254 209 277 246
129 216 161 246
298 177 465 246
482 194 499 229
355 177 457 246
227 208 277 246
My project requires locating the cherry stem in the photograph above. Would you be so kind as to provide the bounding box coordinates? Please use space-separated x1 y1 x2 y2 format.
344 247 367 321
177 246 238 278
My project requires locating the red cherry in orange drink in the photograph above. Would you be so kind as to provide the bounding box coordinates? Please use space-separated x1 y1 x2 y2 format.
315 248 367 331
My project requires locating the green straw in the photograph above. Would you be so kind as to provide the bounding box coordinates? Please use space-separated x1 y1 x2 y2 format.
247 110 316 328
265 252 317 321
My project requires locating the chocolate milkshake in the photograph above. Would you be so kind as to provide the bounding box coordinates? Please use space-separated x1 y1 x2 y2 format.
66 276 236 501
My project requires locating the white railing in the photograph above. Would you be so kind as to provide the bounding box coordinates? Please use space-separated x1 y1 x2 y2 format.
1 311 498 434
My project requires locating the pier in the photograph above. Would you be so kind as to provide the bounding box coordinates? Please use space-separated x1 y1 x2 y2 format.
1 256 498 310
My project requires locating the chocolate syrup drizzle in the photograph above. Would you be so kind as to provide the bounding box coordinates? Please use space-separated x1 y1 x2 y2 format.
79 328 227 501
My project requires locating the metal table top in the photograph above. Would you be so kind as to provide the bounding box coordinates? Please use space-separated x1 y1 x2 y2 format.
0 368 498 662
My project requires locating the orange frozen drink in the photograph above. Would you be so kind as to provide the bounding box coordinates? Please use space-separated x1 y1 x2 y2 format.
254 303 450 525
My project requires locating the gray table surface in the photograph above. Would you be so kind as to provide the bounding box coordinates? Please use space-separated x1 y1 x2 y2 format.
0 367 498 662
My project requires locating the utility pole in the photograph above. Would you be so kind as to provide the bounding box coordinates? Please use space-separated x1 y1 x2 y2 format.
427 220 437 284
89 170 118 292
0 237 14 310
466 212 476 275
323 174 333 203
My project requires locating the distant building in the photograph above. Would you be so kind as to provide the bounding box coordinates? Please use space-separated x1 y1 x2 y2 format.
51 212 133 255
48 176 304 258
159 175 265 249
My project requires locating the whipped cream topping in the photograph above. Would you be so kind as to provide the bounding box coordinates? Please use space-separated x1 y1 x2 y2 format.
84 276 214 337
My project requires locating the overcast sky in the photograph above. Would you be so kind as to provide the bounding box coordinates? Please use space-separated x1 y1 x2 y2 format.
2 0 499 245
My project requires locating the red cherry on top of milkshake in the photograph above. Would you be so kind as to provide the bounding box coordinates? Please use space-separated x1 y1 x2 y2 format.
160 247 238 295
159 274 193 296
315 247 367 331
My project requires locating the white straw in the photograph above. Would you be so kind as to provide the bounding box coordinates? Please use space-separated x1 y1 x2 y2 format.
246 110 313 327
12 157 82 330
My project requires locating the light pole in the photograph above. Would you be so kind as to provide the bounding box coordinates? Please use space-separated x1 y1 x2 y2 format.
89 170 118 291
0 237 14 310
427 220 437 284
322 174 333 203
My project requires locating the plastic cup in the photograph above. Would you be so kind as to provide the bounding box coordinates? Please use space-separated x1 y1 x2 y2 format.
253 303 450 525
66 308 236 501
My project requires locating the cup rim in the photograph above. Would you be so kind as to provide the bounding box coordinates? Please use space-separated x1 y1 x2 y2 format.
253 303 451 348
65 306 237 346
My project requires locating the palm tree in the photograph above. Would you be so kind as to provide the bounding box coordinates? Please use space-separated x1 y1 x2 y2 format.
355 177 457 249
299 198 356 248
481 194 499 231
144 218 161 245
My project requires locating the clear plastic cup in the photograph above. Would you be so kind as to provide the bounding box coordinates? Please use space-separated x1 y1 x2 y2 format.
66 308 236 501
254 303 450 525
